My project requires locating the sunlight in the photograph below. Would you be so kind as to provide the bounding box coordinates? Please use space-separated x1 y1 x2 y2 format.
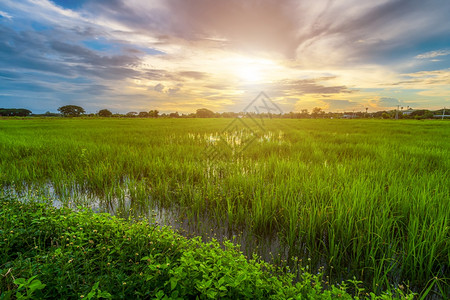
230 56 277 83
236 64 264 82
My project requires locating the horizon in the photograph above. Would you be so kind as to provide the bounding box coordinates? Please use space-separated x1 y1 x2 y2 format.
2 105 447 116
1 0 450 114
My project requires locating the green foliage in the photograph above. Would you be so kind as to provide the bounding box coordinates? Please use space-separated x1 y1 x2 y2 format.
13 276 46 299
0 197 413 299
149 110 159 118
0 108 32 117
196 108 215 118
138 111 150 118
57 105 85 117
86 282 112 299
97 109 112 117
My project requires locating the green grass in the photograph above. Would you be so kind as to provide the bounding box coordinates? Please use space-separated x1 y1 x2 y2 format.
0 118 449 297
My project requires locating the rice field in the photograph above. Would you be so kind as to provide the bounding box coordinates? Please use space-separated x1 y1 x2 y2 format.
1 118 449 297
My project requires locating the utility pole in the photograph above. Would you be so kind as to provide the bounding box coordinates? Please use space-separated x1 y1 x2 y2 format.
395 105 399 120
443 107 446 120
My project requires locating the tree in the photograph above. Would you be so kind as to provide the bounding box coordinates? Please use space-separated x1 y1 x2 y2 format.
196 108 215 118
311 107 323 118
126 112 138 117
58 105 85 117
410 109 434 119
149 110 159 118
169 112 180 118
138 111 150 118
98 109 112 117
0 108 32 116
381 112 390 119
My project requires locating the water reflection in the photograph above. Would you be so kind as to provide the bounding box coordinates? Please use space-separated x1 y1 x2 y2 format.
188 130 288 149
2 183 288 264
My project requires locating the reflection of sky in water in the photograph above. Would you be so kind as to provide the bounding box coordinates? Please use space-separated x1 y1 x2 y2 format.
2 182 287 263
188 130 288 149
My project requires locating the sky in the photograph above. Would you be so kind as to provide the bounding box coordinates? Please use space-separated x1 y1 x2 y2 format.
1 0 450 114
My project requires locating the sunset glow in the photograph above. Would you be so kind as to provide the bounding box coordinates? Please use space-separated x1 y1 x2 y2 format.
1 0 449 113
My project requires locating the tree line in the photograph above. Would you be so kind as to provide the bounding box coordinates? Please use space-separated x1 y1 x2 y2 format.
0 108 32 117
2 105 448 120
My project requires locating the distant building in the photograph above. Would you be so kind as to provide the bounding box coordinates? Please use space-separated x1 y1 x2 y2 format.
341 114 358 119
402 108 415 115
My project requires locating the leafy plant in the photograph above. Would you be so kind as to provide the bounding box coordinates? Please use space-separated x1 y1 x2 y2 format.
14 276 46 299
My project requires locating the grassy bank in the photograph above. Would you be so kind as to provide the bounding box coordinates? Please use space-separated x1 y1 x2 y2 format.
0 196 415 299
0 118 448 297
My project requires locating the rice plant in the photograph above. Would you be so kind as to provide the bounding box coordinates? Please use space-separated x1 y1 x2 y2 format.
1 118 448 297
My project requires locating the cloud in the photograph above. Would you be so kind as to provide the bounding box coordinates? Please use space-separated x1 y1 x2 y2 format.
275 78 354 95
177 71 207 80
82 0 302 57
0 22 143 81
415 50 450 59
321 99 360 110
378 97 401 107
51 41 140 67
72 84 112 95
154 83 164 92
168 87 180 95
0 10 13 20
81 0 449 66
389 69 450 87
143 69 174 81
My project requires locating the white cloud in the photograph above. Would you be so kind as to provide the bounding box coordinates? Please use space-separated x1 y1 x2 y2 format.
0 10 13 20
415 50 450 59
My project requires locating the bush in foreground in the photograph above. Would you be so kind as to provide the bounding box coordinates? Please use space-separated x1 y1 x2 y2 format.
0 197 413 299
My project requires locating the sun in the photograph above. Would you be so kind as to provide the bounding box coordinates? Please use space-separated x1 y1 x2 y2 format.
228 56 278 83
237 64 264 82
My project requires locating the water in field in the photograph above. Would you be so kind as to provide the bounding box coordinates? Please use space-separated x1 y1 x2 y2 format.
2 181 290 266
188 130 288 152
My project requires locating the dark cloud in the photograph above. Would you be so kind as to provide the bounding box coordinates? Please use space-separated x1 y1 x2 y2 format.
50 41 140 67
82 0 302 57
277 78 354 95
154 83 164 92
0 81 56 93
0 24 142 81
168 87 180 95
177 71 207 80
81 0 450 64
389 70 450 86
318 0 450 65
143 69 174 81
168 83 183 95
0 20 148 113
72 84 112 95
165 0 301 57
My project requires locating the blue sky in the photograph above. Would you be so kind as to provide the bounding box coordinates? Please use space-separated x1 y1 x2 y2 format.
1 0 449 114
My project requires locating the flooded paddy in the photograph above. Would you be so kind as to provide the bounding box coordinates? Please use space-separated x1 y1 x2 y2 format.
1 118 449 297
